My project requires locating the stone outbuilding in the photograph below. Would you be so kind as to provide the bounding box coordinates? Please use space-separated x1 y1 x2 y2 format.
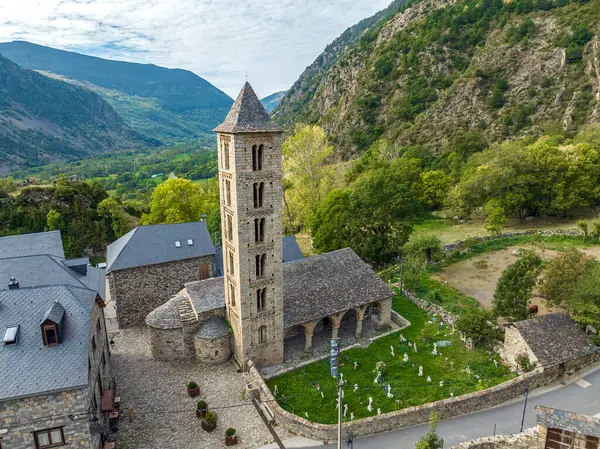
537 406 600 449
503 313 597 373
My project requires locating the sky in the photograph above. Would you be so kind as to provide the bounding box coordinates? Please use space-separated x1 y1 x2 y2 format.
0 0 391 98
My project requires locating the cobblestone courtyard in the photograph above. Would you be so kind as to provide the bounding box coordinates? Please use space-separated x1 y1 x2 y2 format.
111 327 289 449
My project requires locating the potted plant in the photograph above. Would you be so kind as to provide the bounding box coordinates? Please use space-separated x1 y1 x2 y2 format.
225 427 237 446
187 382 200 398
202 411 217 432
196 400 208 419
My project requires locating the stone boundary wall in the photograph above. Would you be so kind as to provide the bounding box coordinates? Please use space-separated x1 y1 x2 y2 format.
449 428 539 449
442 229 579 252
248 361 561 441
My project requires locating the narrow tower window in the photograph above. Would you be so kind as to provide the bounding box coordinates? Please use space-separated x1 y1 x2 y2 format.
223 141 230 170
229 282 236 307
226 215 233 241
228 250 235 275
253 183 264 208
258 144 263 171
255 254 267 278
257 288 266 311
252 144 264 171
225 180 231 206
254 218 265 243
259 325 267 343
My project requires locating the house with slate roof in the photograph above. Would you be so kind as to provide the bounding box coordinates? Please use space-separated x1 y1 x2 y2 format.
145 83 395 369
503 313 598 373
0 231 113 449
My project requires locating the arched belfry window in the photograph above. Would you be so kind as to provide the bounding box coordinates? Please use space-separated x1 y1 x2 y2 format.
223 140 230 170
254 218 265 243
259 325 267 343
253 183 264 208
257 288 266 311
255 254 266 278
252 144 264 171
225 180 231 206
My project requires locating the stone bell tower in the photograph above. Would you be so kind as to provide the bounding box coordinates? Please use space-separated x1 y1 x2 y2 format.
214 82 284 368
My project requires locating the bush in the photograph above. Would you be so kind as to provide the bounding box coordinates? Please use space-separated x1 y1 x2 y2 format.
197 400 207 410
187 382 198 390
515 353 533 372
204 411 217 425
419 325 438 344
226 428 237 437
456 308 502 349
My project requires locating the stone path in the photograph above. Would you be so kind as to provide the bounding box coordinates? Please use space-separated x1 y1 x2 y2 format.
111 327 289 449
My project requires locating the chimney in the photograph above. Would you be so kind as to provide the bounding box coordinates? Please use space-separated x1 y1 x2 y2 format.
8 277 19 289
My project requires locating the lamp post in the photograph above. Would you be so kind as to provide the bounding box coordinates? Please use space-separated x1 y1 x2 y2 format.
520 378 529 432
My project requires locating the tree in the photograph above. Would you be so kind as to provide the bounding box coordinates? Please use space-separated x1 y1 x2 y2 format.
567 264 600 329
311 189 354 254
97 197 129 238
539 248 594 308
456 307 502 349
485 206 507 235
415 412 444 449
142 177 216 225
413 170 453 209
404 235 443 266
493 250 543 321
578 220 590 241
283 124 334 228
46 209 64 232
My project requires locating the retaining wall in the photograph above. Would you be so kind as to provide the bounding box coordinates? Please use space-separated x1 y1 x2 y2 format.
442 229 580 252
249 361 561 441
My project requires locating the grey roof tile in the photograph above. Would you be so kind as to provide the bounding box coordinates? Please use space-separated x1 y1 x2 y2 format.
0 230 64 259
0 255 90 291
196 315 229 339
106 221 215 273
145 295 183 330
42 301 65 324
186 278 227 315
512 313 598 367
214 82 282 133
0 285 96 400
282 235 304 263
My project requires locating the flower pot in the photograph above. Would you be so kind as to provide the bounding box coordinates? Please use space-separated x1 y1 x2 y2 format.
188 386 200 398
201 419 216 432
225 435 238 446
196 408 207 419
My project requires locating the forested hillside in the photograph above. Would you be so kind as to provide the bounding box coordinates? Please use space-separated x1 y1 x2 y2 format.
278 0 600 159
0 41 233 141
0 55 152 173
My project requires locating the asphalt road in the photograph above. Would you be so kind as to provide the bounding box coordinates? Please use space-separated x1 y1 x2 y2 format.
305 366 600 449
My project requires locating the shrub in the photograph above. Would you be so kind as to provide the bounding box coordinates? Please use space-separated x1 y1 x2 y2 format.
419 325 438 344
427 289 443 304
204 411 217 425
187 382 198 390
226 428 237 437
456 308 502 349
197 400 207 410
515 353 534 372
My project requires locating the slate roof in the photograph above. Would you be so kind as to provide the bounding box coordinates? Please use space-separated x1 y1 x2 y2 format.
145 295 184 330
214 82 282 133
0 285 96 400
196 315 230 339
511 313 598 367
42 301 65 324
149 247 393 330
0 254 105 298
0 230 64 259
106 221 215 273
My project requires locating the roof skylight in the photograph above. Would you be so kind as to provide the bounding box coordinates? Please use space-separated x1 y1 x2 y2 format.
3 325 19 345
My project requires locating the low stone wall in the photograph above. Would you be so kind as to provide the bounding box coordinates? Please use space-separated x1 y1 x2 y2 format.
443 229 579 253
449 428 539 449
249 361 558 442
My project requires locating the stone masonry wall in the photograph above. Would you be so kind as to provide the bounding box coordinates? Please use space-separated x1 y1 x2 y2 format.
249 362 560 441
503 326 539 369
443 229 580 252
0 388 94 449
109 255 215 328
450 428 539 449
194 334 232 365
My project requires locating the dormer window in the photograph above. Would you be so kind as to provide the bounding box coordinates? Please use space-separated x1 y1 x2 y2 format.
175 240 181 248
42 324 59 347
3 325 19 345
187 239 194 246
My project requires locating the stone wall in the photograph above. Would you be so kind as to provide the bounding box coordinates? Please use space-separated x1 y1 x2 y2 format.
503 326 539 369
249 361 559 441
109 254 215 328
450 428 539 449
443 229 580 253
194 334 231 365
0 388 95 449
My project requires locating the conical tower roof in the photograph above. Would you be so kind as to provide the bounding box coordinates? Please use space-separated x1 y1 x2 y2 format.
214 82 282 133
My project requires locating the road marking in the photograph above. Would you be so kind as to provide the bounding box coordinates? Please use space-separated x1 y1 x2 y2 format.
576 379 592 389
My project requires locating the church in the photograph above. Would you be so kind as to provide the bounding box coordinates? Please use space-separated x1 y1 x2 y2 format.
145 82 394 369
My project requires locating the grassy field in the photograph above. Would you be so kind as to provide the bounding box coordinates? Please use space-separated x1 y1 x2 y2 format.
266 295 512 424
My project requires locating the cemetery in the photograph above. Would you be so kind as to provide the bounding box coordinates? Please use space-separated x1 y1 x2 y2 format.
265 295 513 424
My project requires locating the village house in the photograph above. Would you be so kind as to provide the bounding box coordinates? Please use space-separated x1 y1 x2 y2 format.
0 231 114 449
537 406 600 449
145 82 395 369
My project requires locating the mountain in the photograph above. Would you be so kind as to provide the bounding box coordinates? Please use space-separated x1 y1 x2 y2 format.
261 91 286 113
273 0 410 126
0 55 153 173
277 0 600 159
0 41 233 141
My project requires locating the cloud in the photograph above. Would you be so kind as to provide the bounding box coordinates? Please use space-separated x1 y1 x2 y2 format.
0 0 391 97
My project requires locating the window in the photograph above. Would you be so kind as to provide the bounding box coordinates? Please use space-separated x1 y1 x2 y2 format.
96 319 101 333
223 140 230 170
226 215 233 241
252 144 264 171
199 263 209 280
91 336 96 353
229 282 236 307
255 254 266 278
259 326 267 344
33 427 65 448
175 240 181 248
253 183 264 208
42 324 59 347
188 239 194 246
3 325 19 345
254 218 265 243
257 288 266 311
228 250 235 275
225 180 231 206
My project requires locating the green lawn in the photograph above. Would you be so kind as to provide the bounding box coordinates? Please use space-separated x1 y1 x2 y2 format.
266 296 513 424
